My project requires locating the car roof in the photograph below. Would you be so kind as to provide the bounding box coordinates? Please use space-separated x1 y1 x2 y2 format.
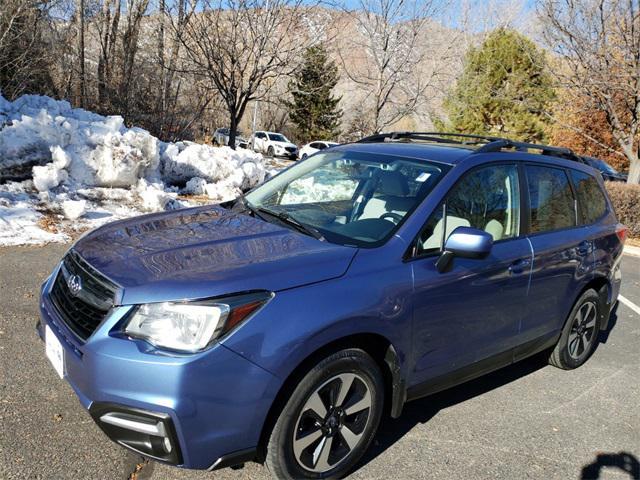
334 141 475 165
336 135 595 172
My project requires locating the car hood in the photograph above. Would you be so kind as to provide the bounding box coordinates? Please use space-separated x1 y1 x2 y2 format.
73 205 357 305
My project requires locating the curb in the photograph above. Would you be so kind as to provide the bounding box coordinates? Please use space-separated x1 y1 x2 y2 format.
623 245 640 258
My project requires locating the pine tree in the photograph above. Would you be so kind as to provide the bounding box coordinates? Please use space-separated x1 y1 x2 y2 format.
286 45 342 142
443 28 555 143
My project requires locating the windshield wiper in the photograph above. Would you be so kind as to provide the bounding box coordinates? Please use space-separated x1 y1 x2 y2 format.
235 196 268 221
236 196 325 241
256 206 326 242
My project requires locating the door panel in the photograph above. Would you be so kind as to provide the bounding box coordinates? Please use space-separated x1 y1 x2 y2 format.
411 238 532 385
408 163 529 387
522 230 593 341
519 165 595 342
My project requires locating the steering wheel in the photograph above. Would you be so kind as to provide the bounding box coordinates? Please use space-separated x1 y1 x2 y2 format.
379 212 403 224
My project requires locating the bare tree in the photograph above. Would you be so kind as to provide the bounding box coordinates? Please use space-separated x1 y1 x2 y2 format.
540 0 640 184
176 0 312 149
117 0 151 118
338 0 441 133
76 0 87 107
0 0 54 98
154 0 197 139
96 0 121 106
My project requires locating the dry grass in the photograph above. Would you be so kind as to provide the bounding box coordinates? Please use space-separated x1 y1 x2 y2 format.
37 214 59 234
176 194 213 205
627 237 640 247
605 182 640 237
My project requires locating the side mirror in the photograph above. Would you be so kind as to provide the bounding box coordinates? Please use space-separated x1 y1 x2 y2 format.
436 226 493 273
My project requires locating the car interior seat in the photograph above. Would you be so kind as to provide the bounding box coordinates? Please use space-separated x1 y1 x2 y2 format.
358 171 414 221
421 215 471 251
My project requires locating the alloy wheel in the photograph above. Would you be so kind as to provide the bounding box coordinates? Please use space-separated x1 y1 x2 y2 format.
292 373 372 473
568 301 597 360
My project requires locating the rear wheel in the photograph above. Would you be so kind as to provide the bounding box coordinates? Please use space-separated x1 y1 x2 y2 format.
267 146 275 158
265 349 383 479
549 289 601 369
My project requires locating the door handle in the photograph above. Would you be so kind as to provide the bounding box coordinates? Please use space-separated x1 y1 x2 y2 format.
509 258 531 275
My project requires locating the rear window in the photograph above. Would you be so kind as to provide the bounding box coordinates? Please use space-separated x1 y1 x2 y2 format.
526 165 576 233
570 170 607 225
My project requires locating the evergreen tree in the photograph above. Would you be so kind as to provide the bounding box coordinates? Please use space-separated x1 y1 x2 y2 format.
286 45 342 141
443 28 555 143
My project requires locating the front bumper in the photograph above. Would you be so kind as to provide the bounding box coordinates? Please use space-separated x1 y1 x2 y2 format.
37 275 279 470
275 150 297 159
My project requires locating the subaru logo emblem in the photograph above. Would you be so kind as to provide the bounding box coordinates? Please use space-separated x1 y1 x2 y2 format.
67 274 82 296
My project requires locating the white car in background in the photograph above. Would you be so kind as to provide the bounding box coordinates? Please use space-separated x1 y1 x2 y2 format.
298 141 339 160
251 131 298 159
213 127 249 149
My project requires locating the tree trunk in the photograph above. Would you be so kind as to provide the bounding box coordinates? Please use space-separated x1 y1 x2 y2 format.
77 0 86 108
628 156 640 184
157 0 166 123
229 111 238 150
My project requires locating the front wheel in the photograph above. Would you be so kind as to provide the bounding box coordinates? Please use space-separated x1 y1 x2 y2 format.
549 289 601 370
265 349 384 479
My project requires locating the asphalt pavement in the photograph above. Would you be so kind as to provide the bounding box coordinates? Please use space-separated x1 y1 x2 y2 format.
0 244 638 480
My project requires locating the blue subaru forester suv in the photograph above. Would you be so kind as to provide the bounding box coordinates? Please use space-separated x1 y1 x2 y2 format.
38 132 627 479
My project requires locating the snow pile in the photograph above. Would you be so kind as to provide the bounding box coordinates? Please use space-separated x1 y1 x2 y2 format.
162 142 265 201
281 171 357 204
0 93 268 246
61 199 86 220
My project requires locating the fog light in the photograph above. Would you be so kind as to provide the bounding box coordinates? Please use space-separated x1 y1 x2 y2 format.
90 403 182 465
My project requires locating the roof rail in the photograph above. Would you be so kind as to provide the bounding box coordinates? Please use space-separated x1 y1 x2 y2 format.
475 139 581 160
355 131 583 162
356 131 502 145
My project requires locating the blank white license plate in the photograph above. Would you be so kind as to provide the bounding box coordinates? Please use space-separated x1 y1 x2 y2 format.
45 325 64 378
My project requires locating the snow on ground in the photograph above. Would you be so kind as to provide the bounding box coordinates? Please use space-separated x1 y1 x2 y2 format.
0 93 272 246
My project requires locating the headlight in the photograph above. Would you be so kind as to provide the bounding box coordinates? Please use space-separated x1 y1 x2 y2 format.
124 292 272 352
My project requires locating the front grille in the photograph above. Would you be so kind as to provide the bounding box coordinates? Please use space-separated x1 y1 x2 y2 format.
49 251 118 340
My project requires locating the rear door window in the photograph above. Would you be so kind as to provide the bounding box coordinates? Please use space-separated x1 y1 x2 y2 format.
526 165 576 233
570 170 607 225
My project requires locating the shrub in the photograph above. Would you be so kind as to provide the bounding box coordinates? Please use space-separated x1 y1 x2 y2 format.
605 182 640 237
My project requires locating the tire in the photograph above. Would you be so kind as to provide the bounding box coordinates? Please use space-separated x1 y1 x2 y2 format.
549 289 602 370
265 349 384 479
301 153 308 160
267 146 275 158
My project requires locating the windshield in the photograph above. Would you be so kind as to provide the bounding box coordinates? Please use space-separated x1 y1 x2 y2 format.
268 133 288 142
244 150 448 247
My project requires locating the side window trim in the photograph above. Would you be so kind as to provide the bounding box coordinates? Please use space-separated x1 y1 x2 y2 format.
564 167 580 227
518 162 531 236
407 162 522 261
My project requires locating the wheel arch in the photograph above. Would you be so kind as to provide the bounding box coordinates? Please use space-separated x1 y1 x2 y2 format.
255 332 404 462
575 275 611 331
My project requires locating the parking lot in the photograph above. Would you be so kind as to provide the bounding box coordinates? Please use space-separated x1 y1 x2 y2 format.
0 244 638 480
